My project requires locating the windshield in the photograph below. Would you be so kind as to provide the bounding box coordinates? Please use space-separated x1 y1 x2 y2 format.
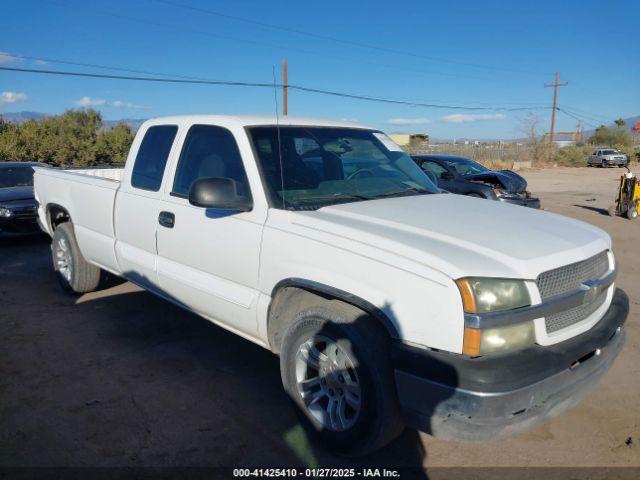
443 158 488 177
248 127 439 210
0 166 35 188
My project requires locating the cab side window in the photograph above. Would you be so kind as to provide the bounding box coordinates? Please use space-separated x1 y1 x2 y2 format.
172 125 251 198
131 125 178 191
421 160 449 179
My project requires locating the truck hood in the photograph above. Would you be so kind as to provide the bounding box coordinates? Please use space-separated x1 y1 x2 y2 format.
465 170 527 193
290 194 610 280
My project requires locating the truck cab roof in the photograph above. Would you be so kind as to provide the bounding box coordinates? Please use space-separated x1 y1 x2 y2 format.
140 115 372 130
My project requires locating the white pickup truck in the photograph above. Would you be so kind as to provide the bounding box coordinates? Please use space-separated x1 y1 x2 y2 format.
34 115 628 455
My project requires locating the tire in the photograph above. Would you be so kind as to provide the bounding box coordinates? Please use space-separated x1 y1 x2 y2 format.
608 205 618 217
626 204 638 220
279 302 403 456
601 160 608 168
466 192 484 198
51 222 101 294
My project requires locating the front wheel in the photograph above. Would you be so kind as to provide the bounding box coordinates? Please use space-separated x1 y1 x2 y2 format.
627 204 638 220
279 303 403 456
51 222 101 294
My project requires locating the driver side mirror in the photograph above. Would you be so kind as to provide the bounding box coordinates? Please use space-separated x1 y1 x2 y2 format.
440 171 454 180
188 177 252 212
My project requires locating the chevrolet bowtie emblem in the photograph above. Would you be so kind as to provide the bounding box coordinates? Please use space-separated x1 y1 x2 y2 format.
583 282 598 302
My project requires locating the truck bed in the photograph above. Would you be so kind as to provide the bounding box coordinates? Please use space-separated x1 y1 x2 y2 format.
34 167 124 273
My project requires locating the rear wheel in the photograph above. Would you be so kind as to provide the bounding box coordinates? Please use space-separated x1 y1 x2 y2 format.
52 222 101 294
279 303 403 456
627 204 638 220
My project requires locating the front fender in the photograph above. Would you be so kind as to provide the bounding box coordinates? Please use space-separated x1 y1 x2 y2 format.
259 214 465 354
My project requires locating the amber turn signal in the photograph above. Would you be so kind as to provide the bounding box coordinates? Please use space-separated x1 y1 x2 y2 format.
455 278 477 313
462 327 481 356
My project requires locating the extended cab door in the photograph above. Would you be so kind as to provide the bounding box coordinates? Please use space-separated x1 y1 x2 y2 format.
114 124 179 288
155 124 266 338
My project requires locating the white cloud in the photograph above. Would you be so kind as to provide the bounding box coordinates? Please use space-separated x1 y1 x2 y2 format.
340 117 359 122
75 96 106 107
34 59 48 65
385 117 432 126
0 51 19 63
110 100 150 110
0 91 28 104
441 113 507 124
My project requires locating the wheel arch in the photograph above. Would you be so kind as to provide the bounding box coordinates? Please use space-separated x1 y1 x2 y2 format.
46 203 72 232
267 278 400 354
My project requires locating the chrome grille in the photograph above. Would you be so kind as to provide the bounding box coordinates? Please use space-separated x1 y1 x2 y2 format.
536 251 609 300
545 290 608 333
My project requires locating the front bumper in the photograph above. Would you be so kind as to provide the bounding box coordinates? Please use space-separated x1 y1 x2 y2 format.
602 158 628 166
0 216 42 236
393 288 628 441
497 194 541 209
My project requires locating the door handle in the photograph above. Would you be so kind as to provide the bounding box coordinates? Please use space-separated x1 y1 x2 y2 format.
158 211 175 228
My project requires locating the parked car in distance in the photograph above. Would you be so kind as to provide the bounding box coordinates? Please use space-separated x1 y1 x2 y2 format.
34 116 627 455
0 162 47 236
412 154 541 208
587 148 629 167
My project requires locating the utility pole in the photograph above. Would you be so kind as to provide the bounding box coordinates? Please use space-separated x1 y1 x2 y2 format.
544 71 568 145
283 59 288 116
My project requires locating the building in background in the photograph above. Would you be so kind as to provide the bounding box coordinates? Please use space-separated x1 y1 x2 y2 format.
389 133 429 149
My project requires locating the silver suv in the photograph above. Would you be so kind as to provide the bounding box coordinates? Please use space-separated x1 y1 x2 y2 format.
588 148 629 167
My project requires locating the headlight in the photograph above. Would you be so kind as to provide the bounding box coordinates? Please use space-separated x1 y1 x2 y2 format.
456 277 531 313
463 321 535 356
0 207 14 218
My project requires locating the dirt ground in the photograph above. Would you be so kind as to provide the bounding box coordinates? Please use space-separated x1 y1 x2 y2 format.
0 166 638 473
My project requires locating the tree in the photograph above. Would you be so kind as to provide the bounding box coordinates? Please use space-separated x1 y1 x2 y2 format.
614 118 626 128
95 123 134 165
518 113 549 165
589 124 633 152
0 109 135 166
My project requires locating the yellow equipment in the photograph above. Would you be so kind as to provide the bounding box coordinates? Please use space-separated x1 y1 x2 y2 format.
609 168 640 220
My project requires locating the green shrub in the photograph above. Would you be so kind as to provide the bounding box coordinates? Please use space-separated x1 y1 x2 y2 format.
554 146 587 167
0 109 134 167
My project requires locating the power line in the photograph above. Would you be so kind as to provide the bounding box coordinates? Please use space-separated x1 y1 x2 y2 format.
556 108 600 129
8 50 551 109
148 0 543 77
0 65 553 112
559 105 611 124
39 0 495 83
5 54 227 82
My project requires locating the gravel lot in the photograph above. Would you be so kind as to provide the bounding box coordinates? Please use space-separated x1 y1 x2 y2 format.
0 166 638 472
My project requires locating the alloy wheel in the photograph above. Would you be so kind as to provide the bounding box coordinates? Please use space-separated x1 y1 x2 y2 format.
55 237 73 283
295 335 362 432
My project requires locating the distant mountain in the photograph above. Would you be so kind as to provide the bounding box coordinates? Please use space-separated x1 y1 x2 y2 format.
0 111 47 124
103 118 146 131
0 111 146 131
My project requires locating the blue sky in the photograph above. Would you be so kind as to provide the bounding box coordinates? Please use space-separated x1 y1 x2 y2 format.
1 0 638 139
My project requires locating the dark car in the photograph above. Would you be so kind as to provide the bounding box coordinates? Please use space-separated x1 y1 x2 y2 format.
412 154 541 209
0 162 47 236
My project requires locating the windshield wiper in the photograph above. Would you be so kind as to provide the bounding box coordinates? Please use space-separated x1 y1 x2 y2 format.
369 187 432 199
297 192 372 202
